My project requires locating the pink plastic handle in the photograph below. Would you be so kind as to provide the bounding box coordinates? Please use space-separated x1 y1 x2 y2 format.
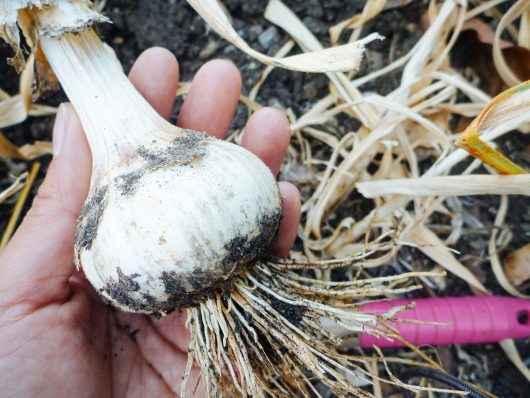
359 296 530 348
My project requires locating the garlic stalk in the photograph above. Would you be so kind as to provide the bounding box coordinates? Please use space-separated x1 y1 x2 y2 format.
1 1 435 397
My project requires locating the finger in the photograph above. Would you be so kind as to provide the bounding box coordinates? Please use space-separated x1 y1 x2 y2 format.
177 59 242 138
129 47 180 119
0 103 91 305
241 107 290 175
271 182 301 258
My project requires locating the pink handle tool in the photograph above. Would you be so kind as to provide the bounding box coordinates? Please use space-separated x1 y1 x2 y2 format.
359 296 530 348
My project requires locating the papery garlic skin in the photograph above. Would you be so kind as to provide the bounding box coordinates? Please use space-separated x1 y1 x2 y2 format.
76 131 282 315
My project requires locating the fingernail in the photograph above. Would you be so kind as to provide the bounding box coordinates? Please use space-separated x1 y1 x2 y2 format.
53 104 69 157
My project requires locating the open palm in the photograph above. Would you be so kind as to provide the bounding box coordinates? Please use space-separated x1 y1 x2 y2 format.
0 49 300 398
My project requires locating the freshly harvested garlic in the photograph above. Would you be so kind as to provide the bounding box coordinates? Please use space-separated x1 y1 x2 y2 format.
35 28 282 315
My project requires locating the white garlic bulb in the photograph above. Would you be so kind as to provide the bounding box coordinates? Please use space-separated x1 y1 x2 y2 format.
38 29 282 315
76 132 281 314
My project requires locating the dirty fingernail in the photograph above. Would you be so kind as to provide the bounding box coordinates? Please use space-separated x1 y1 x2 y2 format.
53 103 69 157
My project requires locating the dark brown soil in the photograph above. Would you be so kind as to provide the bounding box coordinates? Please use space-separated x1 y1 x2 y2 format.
1 1 529 397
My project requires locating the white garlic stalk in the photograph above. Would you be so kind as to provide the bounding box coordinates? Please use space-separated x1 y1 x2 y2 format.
1 1 435 397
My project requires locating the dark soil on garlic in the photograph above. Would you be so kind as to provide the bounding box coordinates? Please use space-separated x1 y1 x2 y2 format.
1 1 529 397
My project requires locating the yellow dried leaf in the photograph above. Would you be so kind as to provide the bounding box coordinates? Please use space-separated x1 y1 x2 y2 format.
458 80 530 175
0 132 23 158
504 243 530 286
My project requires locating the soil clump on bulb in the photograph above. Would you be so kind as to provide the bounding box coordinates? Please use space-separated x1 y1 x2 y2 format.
75 185 109 250
115 130 208 196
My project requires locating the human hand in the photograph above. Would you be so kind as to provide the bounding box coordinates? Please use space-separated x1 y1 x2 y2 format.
0 48 300 397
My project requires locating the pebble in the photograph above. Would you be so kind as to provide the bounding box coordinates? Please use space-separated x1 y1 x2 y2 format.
258 26 279 50
267 97 285 110
247 25 263 41
199 39 218 59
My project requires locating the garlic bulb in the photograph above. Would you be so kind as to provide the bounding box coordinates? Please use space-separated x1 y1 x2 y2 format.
39 30 282 315
77 131 282 314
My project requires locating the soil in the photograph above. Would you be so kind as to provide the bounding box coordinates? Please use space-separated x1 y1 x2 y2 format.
1 0 529 397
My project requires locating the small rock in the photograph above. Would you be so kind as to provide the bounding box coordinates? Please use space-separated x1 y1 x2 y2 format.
364 49 384 72
199 39 218 59
469 238 487 251
302 80 321 99
258 26 279 50
247 25 263 41
302 16 326 35
281 162 314 185
266 97 285 110
112 36 124 45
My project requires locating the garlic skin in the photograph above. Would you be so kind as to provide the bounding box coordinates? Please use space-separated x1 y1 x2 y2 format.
77 131 282 315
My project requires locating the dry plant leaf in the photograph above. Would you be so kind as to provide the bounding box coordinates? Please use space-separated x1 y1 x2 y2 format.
0 0 46 70
0 162 40 250
357 175 530 197
0 1 55 26
265 0 382 128
462 18 511 47
187 0 381 73
0 96 31 129
488 196 530 299
520 8 530 48
304 0 462 238
0 132 52 160
458 80 530 175
493 0 530 87
502 46 530 83
499 339 530 383
0 132 24 158
329 0 387 45
18 140 52 159
406 224 488 293
455 19 530 95
248 40 295 101
504 243 530 286
0 92 56 131
0 172 27 204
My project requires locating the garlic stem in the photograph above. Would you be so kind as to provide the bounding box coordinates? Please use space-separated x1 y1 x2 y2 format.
40 29 181 180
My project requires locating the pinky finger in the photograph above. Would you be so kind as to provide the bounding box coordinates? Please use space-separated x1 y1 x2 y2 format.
271 182 301 258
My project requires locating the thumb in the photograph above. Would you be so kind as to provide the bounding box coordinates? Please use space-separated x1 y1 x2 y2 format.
0 103 92 303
